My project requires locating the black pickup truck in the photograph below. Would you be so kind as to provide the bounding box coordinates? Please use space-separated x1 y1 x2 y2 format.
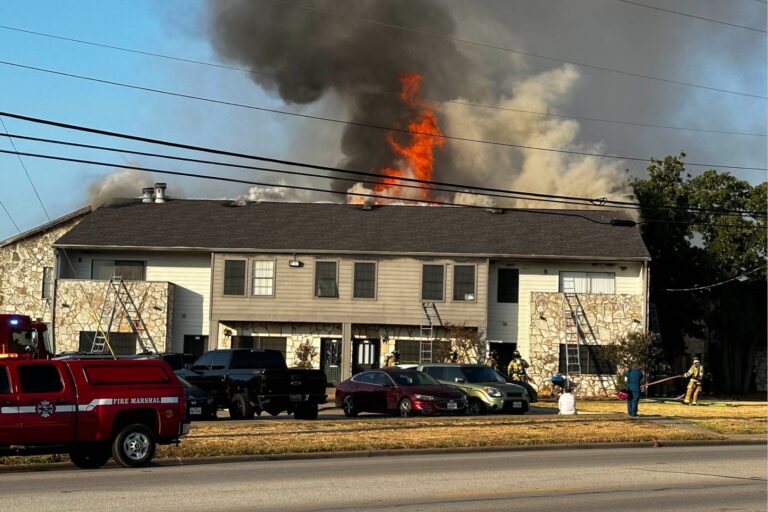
184 349 327 420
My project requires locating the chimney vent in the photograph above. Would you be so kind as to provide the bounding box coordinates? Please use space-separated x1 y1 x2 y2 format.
141 187 154 203
154 183 167 204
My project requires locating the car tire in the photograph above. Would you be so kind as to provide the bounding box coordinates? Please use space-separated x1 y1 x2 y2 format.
342 395 358 417
69 443 111 469
398 398 413 417
467 398 485 416
112 424 156 468
229 393 254 420
294 403 319 420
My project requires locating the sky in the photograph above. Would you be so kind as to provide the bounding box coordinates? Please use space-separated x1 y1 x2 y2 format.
0 0 765 241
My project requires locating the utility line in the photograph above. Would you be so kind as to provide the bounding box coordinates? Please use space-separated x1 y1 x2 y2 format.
0 25 762 138
0 147 759 230
611 0 767 34
0 117 50 220
0 112 762 215
0 200 20 233
1 63 766 172
664 266 765 292
277 0 767 100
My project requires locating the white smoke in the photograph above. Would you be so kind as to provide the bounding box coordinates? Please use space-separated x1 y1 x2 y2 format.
440 64 632 209
88 169 154 208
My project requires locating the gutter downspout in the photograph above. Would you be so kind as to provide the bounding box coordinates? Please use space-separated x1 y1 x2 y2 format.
51 248 59 353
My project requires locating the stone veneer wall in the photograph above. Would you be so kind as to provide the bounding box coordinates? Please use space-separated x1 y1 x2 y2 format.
529 292 643 398
55 279 174 353
0 216 84 322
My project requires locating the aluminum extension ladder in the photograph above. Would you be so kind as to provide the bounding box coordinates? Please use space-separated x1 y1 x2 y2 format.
419 302 443 364
562 290 583 377
90 276 159 354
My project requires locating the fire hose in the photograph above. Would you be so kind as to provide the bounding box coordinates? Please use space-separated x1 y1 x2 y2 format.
641 375 684 390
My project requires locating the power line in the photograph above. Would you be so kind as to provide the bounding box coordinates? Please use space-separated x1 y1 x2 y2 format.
0 25 762 138
665 266 765 291
0 112 763 215
1 63 766 172
611 0 767 34
0 117 51 220
0 200 20 233
0 146 760 230
276 0 767 100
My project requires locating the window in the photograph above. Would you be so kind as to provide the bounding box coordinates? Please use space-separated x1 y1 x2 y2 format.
369 372 393 386
41 267 53 299
251 260 275 296
0 366 9 394
395 339 420 363
559 272 615 294
558 345 616 375
92 260 145 281
497 268 519 303
18 364 63 393
193 350 231 370
223 260 246 296
422 264 444 301
78 331 137 355
315 261 338 298
353 262 376 299
453 265 476 301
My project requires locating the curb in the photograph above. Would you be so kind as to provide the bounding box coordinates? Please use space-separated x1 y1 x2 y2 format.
1 437 763 473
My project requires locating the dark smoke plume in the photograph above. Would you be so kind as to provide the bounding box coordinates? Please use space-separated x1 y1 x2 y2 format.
208 0 476 192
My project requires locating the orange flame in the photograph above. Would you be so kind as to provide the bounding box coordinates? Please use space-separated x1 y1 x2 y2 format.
373 72 444 201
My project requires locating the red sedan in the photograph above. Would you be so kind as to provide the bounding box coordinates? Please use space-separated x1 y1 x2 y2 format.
335 368 467 417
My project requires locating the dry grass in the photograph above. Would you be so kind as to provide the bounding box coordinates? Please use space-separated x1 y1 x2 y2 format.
537 399 767 417
691 418 768 435
155 415 716 459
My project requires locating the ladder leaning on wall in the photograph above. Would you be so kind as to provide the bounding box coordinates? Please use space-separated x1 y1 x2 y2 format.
562 280 583 378
420 302 443 364
89 276 159 355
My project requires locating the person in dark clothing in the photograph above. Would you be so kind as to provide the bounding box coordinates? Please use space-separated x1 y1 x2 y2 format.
625 366 643 417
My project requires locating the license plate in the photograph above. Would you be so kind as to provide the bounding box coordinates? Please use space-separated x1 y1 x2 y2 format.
290 394 302 402
190 407 202 416
512 401 522 408
447 401 457 410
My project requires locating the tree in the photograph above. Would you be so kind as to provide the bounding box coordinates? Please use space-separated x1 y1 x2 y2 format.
442 322 485 363
604 331 667 379
631 154 766 393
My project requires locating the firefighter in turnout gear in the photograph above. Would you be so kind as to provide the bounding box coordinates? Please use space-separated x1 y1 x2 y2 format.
507 350 530 382
683 357 704 405
383 348 401 367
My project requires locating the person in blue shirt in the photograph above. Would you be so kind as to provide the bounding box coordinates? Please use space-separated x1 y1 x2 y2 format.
625 365 643 417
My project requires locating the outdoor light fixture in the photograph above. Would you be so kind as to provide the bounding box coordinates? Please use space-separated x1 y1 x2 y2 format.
289 258 304 268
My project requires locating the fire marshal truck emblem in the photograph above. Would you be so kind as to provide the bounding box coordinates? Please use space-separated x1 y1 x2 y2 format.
35 400 55 418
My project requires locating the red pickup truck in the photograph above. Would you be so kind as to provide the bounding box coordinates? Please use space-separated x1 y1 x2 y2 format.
0 358 189 468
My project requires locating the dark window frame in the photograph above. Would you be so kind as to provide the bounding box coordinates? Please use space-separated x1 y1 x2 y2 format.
497 268 520 304
223 259 247 296
315 260 339 298
421 264 445 301
353 261 377 299
558 344 616 375
453 265 477 301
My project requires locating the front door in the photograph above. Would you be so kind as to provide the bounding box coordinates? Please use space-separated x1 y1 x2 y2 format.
320 338 342 386
352 338 380 375
183 335 208 358
0 364 18 445
15 361 76 445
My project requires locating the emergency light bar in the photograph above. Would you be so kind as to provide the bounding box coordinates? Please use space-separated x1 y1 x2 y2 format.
0 353 19 358
9 318 19 326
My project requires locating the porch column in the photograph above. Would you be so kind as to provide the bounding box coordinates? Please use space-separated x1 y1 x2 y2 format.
341 322 353 381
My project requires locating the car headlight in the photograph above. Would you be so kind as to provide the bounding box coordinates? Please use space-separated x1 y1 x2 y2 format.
483 386 503 398
414 394 437 401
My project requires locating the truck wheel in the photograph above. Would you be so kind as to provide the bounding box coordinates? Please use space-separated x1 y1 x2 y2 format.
69 443 110 469
294 403 319 420
467 398 486 416
112 424 156 468
342 395 358 417
229 393 254 420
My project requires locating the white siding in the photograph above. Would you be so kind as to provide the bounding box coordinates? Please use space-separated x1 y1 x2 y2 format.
60 251 211 351
487 260 645 357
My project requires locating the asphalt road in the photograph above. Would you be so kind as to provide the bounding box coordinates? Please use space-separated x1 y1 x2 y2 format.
0 445 764 511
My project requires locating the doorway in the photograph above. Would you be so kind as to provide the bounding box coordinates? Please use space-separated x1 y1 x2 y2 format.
320 338 342 386
183 335 208 358
489 342 518 375
352 338 380 375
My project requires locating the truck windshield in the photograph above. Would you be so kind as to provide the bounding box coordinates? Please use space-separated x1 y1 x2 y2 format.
8 330 36 354
461 366 507 383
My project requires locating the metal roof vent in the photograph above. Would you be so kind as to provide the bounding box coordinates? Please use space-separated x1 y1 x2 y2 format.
141 187 154 203
154 183 167 204
360 197 374 210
